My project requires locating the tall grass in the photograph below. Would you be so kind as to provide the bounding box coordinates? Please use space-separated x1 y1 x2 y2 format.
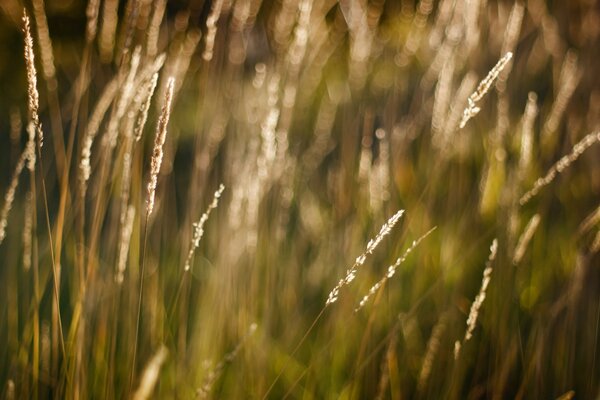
0 0 598 398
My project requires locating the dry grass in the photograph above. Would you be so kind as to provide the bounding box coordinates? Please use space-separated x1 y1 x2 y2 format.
0 0 598 399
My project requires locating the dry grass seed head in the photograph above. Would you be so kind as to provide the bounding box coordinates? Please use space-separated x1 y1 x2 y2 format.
455 239 498 359
22 11 43 148
146 77 175 217
326 209 405 306
459 52 513 129
520 131 600 205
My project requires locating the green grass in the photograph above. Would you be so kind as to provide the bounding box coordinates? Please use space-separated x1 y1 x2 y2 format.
0 0 598 398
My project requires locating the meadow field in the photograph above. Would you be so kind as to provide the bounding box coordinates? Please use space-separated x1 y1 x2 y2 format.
0 0 598 398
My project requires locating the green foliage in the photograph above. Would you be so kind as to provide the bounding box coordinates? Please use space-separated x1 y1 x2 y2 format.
0 0 598 398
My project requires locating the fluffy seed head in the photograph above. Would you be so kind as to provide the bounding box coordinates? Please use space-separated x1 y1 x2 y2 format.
146 77 175 217
22 10 43 148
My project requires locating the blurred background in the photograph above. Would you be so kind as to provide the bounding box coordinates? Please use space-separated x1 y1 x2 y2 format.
0 0 598 398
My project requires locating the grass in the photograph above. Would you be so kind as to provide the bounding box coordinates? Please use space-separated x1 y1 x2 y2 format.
0 0 598 398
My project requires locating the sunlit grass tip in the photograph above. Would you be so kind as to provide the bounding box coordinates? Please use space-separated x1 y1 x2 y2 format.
184 184 225 271
326 209 404 306
459 52 513 129
146 77 175 217
455 238 498 359
355 226 436 312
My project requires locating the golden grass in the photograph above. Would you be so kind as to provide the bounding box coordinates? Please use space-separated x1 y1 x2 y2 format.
0 1 598 398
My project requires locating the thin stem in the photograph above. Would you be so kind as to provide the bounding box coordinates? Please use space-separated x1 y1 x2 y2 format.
36 141 66 361
130 214 150 394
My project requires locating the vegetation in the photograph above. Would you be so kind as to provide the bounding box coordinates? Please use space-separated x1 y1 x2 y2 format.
0 0 598 398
